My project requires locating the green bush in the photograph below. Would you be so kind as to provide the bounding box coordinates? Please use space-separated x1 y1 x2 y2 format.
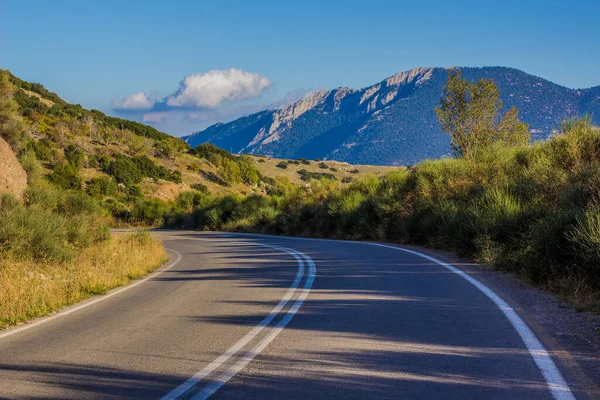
0 202 72 261
297 169 336 181
131 198 170 225
0 185 110 262
48 162 81 190
568 204 600 284
64 144 84 168
276 161 288 169
108 155 142 186
190 183 208 194
86 177 118 198
29 138 56 161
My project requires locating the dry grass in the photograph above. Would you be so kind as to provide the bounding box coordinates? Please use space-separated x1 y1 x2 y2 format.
0 231 167 329
20 88 54 107
252 156 397 185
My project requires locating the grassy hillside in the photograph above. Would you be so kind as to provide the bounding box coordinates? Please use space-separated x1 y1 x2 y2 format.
2 70 388 225
0 71 169 329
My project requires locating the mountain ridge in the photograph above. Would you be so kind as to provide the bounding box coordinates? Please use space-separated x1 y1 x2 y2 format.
185 66 600 165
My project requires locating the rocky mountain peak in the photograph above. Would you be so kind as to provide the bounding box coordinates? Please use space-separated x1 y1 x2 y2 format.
186 66 600 165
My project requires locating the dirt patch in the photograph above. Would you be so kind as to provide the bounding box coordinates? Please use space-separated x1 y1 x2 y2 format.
0 137 27 200
20 88 54 107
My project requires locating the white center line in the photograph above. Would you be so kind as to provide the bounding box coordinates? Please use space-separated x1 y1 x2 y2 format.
160 241 315 400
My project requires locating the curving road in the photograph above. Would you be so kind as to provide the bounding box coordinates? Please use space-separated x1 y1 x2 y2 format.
0 231 588 399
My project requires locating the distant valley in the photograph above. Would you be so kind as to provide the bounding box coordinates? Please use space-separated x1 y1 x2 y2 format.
185 67 600 165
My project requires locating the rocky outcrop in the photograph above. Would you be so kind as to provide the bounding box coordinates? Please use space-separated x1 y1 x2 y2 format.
0 137 27 200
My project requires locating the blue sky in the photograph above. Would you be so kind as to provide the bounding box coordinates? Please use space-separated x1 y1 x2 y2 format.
2 0 599 135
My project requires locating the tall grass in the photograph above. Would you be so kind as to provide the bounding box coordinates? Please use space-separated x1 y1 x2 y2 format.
169 118 600 311
0 232 166 328
0 179 167 329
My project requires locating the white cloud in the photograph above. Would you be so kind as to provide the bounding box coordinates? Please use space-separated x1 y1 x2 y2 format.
114 92 155 110
142 112 172 123
166 68 271 108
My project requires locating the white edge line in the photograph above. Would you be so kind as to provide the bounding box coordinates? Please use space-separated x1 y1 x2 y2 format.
160 242 310 400
367 243 575 400
220 232 574 400
191 252 316 400
0 248 183 341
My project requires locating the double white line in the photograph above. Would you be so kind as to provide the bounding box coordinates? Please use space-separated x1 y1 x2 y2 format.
160 241 316 400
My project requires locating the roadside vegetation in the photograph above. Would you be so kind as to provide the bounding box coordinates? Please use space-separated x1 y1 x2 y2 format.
3 67 600 316
156 71 600 312
0 71 166 329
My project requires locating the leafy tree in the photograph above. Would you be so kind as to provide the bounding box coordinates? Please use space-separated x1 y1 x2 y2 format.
238 156 260 185
125 133 148 156
435 69 530 159
155 139 179 160
220 157 242 184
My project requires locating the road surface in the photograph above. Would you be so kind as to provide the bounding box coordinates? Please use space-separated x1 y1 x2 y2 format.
0 231 588 399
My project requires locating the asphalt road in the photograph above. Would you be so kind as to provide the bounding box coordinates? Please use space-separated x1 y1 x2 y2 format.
0 231 586 399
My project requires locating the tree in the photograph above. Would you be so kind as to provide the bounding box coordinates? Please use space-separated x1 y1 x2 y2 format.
84 115 97 139
155 139 179 161
435 69 530 159
125 132 148 156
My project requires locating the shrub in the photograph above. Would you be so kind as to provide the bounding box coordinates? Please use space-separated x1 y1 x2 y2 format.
29 138 56 161
86 177 118 198
276 161 288 169
64 144 84 168
190 183 208 193
318 162 328 169
297 169 337 181
0 186 109 262
0 202 72 261
127 185 143 202
568 204 600 284
48 162 81 190
108 155 142 186
131 198 169 225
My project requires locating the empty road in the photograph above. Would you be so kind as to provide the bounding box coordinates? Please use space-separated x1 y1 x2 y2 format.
0 231 588 399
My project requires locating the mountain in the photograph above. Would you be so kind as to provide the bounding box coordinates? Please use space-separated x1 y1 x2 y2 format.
184 67 600 165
